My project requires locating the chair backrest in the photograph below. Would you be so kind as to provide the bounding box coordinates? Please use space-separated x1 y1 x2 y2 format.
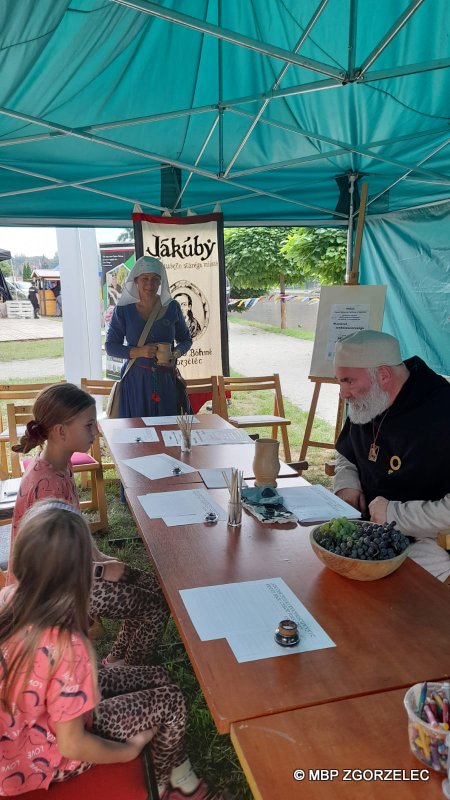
184 376 220 414
80 377 115 397
6 403 34 478
0 381 66 402
217 374 286 419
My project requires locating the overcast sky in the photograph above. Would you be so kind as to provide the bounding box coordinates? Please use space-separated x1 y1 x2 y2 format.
0 226 127 258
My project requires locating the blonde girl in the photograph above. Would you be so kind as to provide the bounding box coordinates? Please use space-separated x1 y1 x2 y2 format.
10 383 168 667
0 503 217 799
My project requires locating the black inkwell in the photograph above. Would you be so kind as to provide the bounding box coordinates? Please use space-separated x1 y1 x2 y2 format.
274 619 300 647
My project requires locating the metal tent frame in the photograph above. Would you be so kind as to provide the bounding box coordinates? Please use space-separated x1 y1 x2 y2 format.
0 0 448 226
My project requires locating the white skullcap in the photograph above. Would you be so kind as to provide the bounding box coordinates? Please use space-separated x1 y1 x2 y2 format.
334 329 402 368
118 256 172 307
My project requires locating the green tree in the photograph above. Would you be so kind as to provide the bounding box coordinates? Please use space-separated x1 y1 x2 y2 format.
281 227 347 285
224 227 302 328
22 262 32 280
0 260 12 277
117 228 134 242
224 227 293 290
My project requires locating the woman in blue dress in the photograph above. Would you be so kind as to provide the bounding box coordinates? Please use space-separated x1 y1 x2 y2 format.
106 256 192 417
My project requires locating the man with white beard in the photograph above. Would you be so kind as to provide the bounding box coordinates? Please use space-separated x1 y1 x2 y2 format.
333 329 450 583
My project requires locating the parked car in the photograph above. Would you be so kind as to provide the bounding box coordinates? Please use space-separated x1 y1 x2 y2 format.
5 278 32 300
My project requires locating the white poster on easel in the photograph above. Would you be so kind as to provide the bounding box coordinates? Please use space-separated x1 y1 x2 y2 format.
310 285 387 378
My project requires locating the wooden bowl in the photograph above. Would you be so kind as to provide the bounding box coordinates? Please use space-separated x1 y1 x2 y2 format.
310 523 410 581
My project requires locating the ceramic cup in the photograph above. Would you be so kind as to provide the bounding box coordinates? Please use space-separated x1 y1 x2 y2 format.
155 342 172 364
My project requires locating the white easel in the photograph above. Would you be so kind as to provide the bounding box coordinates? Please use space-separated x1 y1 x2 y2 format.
298 184 372 468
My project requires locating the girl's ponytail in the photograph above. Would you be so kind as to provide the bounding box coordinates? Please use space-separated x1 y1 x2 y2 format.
12 419 47 454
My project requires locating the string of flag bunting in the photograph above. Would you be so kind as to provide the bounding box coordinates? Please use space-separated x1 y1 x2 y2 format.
228 292 320 310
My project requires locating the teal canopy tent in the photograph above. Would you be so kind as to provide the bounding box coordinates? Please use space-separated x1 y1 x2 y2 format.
0 0 449 368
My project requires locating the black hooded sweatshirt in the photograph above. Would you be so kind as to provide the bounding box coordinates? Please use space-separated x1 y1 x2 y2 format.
335 357 450 507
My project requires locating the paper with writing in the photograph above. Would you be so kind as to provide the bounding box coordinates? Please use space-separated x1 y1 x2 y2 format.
142 415 199 426
138 487 226 525
123 454 197 480
112 427 159 443
161 428 252 447
180 577 335 662
279 484 361 523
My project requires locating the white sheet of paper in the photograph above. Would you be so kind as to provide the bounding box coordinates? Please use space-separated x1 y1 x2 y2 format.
138 488 226 524
0 478 21 505
0 523 11 564
198 468 248 489
141 415 199 426
123 454 198 480
161 428 252 447
279 484 361 523
180 577 335 663
112 427 159 443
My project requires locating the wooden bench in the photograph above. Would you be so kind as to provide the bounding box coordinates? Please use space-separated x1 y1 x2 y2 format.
30 752 157 800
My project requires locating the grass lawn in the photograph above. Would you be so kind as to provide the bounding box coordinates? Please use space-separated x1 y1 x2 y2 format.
229 314 315 341
3 374 336 798
0 339 64 361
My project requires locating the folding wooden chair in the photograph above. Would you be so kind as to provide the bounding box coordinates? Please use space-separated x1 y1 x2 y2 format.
217 374 293 461
80 377 115 409
6 402 108 534
80 378 116 476
0 382 66 476
184 376 220 414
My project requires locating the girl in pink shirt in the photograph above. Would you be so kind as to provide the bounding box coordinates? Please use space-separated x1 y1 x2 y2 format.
0 502 222 799
10 383 168 668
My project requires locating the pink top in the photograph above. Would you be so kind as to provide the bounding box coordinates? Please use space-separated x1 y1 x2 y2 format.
8 456 79 585
0 628 99 796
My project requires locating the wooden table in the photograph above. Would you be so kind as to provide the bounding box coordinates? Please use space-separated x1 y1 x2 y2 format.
100 415 298 488
126 483 450 733
231 689 445 799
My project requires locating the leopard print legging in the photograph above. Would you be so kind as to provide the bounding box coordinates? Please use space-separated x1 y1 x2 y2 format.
52 664 187 786
89 564 169 665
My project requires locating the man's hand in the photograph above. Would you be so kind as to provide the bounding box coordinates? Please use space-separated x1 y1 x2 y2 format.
369 496 389 524
336 488 367 514
102 560 125 582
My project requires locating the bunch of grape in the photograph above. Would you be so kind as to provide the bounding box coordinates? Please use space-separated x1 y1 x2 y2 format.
315 517 410 561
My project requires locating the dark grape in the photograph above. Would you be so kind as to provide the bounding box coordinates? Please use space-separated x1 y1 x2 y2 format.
315 518 409 562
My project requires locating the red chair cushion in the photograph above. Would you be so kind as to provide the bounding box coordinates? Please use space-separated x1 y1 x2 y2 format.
23 453 96 471
31 758 148 800
70 452 97 466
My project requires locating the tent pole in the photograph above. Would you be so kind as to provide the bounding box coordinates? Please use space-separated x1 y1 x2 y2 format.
56 228 102 386
345 174 356 283
111 0 343 79
347 183 369 285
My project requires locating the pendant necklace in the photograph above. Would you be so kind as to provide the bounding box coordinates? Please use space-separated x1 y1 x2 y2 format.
368 409 389 462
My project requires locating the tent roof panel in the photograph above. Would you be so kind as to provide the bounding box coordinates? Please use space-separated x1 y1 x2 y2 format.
0 0 448 223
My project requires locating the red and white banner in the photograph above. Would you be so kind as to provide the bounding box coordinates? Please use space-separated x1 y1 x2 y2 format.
133 212 229 381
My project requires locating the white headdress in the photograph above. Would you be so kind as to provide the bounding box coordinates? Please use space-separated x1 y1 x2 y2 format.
335 329 402 368
118 256 172 307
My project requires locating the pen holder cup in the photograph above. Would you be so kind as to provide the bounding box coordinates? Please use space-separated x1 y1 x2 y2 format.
227 500 242 527
180 432 191 453
404 683 449 772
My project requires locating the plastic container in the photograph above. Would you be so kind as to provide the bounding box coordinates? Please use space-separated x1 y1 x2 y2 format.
404 682 450 772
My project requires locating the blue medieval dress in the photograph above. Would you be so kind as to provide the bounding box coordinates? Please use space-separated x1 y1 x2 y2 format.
105 300 192 417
